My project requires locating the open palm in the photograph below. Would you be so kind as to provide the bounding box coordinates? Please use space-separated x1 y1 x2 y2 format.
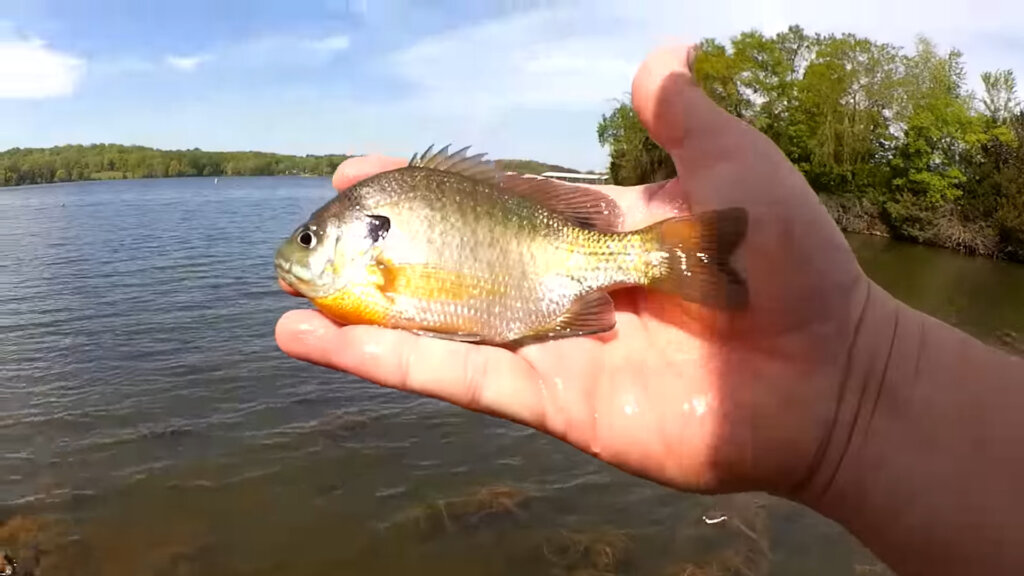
275 46 872 497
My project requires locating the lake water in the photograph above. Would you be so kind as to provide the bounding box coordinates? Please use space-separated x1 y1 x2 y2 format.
1 177 1021 575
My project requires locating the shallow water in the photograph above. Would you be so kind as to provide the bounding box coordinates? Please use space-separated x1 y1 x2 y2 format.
1 177 1019 575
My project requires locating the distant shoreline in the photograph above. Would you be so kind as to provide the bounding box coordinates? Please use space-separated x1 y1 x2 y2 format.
0 143 591 189
0 173 334 191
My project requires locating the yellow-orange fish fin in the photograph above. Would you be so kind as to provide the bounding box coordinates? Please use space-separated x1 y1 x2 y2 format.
407 143 624 232
647 207 749 310
374 258 493 342
508 291 617 348
377 260 506 303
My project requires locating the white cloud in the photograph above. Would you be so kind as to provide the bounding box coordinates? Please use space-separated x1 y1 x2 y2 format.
148 33 354 75
0 35 86 99
132 33 350 76
386 6 645 113
165 54 211 72
305 34 351 53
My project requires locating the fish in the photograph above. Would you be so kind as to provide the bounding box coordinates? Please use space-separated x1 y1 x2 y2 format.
274 144 749 347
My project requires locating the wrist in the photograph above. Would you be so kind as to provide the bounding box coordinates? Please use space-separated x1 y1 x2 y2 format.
789 281 1024 575
787 279 916 507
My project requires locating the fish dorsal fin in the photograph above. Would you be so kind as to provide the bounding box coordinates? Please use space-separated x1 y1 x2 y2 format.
408 143 501 181
408 143 624 232
498 173 624 232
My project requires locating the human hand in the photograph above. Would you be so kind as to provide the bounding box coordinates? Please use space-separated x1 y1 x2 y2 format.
274 44 873 497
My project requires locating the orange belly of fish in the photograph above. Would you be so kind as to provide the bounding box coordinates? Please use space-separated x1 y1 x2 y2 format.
310 285 393 327
308 262 504 332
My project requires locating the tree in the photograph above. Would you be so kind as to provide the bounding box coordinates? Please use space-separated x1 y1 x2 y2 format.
596 97 675 186
980 69 1020 125
0 144 353 187
598 26 1024 262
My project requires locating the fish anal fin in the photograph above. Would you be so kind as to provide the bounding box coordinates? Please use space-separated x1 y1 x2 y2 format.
507 291 617 349
409 329 485 343
554 291 617 335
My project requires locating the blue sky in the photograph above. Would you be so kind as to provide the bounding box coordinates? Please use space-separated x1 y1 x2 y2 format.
2 0 1024 171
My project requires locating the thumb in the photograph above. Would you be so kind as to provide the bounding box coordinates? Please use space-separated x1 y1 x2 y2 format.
630 44 739 154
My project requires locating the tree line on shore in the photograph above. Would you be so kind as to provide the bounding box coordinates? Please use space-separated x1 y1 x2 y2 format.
0 144 584 189
0 144 351 184
597 25 1024 262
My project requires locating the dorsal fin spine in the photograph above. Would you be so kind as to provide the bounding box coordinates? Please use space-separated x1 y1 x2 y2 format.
405 143 624 232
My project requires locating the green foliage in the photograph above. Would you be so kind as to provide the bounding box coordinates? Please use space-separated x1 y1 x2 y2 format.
493 159 580 175
596 97 675 186
595 25 1024 262
981 69 1020 125
0 144 351 187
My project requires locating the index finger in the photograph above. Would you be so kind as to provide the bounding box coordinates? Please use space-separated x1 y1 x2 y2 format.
332 154 408 191
274 309 546 427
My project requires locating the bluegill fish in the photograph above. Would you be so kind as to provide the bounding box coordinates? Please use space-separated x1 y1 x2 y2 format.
274 144 748 347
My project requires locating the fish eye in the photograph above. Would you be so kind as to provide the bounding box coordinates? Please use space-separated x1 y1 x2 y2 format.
295 227 316 249
366 215 390 243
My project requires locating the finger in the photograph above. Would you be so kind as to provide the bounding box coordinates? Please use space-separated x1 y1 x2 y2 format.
332 155 407 191
631 44 739 153
275 309 548 427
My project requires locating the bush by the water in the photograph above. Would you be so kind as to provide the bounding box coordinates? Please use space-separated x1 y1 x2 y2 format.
596 26 1024 263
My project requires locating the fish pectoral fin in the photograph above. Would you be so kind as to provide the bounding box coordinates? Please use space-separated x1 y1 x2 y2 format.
409 329 485 343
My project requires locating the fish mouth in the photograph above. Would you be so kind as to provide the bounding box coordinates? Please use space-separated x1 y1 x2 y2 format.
275 255 340 299
275 257 310 293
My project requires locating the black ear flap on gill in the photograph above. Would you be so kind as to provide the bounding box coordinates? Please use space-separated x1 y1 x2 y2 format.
366 215 390 242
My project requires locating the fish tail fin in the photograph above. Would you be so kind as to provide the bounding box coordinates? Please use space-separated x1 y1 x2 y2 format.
647 207 749 310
